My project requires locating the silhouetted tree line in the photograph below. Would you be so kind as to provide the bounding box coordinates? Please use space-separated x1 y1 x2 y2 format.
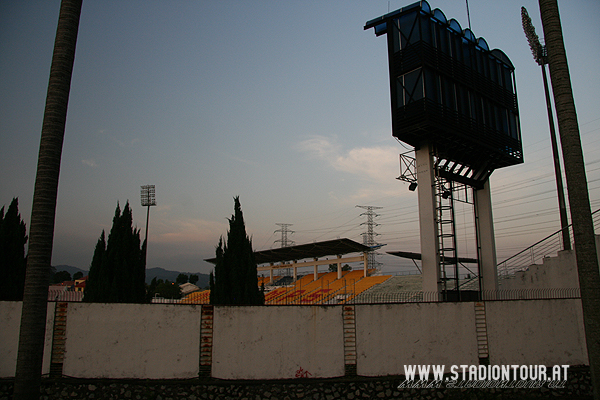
175 272 199 285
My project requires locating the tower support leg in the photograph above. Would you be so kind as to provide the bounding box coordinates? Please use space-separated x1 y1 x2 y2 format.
416 142 441 294
474 180 498 292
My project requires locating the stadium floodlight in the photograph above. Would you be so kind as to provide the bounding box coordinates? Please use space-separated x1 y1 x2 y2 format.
521 7 545 65
521 7 571 251
141 184 156 207
141 185 157 258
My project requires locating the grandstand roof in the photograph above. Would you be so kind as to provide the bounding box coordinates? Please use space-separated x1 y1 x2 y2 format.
205 238 371 265
387 251 478 264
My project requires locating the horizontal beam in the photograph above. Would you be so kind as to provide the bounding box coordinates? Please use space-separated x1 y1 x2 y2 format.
257 254 366 272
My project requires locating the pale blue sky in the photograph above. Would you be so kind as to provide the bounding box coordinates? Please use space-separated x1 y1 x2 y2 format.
1 0 599 275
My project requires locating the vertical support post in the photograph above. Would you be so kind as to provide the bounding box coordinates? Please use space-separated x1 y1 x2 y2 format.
337 255 342 280
293 263 297 281
144 205 150 251
474 180 498 291
314 258 318 281
363 252 368 277
541 62 571 251
416 142 441 294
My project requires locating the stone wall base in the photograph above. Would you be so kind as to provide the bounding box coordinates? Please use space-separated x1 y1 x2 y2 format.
0 367 592 400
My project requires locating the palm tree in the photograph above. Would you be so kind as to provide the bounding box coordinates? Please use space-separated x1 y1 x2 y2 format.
539 1 600 398
13 1 82 399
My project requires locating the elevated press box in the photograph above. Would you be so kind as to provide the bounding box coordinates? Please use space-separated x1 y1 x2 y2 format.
365 0 522 187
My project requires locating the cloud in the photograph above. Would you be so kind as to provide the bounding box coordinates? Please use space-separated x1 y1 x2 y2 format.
297 135 398 184
98 129 140 148
333 146 398 182
81 159 98 167
153 217 228 245
296 136 340 159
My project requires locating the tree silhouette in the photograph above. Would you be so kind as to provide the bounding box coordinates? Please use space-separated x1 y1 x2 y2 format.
176 273 188 285
0 198 27 301
210 197 263 305
84 202 146 303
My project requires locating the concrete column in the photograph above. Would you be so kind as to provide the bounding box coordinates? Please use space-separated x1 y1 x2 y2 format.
269 266 273 284
474 179 498 291
416 142 441 294
314 259 318 281
293 263 297 281
363 253 368 277
337 255 342 280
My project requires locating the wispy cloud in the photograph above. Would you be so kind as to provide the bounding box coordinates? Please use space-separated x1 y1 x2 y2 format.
98 129 140 148
217 150 260 166
153 217 228 245
297 135 398 184
81 159 98 167
296 136 340 159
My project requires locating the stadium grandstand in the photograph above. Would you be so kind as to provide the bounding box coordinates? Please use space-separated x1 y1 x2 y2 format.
183 238 393 305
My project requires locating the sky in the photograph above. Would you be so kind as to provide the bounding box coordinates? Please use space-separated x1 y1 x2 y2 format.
1 0 599 276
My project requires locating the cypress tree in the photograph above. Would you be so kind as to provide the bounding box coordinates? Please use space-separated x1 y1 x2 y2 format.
84 202 146 303
83 231 106 302
210 197 264 305
0 198 28 301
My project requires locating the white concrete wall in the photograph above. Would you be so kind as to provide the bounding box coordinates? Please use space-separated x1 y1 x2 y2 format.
62 303 201 379
355 302 479 376
0 298 590 380
486 299 588 366
212 305 344 379
0 301 55 378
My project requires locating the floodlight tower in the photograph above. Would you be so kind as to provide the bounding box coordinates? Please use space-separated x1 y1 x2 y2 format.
140 185 156 259
521 7 571 251
365 1 523 298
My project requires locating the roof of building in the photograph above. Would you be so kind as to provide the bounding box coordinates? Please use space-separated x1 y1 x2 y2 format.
387 251 478 264
205 238 371 265
179 282 200 295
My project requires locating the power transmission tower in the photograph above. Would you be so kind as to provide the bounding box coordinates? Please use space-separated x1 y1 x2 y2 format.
274 223 295 247
274 223 294 276
356 206 383 272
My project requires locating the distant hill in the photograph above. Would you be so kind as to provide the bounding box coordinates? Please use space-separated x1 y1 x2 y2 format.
52 265 88 277
52 265 209 289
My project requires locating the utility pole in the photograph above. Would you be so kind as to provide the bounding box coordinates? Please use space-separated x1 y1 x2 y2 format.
356 205 383 271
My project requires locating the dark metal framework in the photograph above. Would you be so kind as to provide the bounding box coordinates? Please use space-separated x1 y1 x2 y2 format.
205 238 371 266
365 0 522 188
